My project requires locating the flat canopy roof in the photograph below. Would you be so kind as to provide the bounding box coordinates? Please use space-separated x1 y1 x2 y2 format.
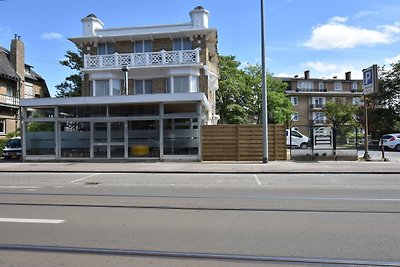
20 93 212 111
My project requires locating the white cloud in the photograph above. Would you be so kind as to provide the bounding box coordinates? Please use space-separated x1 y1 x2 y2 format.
353 10 379 19
328 16 348 23
42 32 63 40
384 54 400 65
303 18 400 50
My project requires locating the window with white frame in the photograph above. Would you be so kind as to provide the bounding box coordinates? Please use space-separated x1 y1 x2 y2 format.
298 81 313 91
93 80 109 96
352 82 358 91
24 83 34 98
291 112 299 121
167 76 199 93
291 96 298 106
313 112 326 123
319 81 325 91
112 80 122 96
0 120 5 134
334 81 342 91
134 80 153 94
98 42 115 55
173 38 192 50
134 40 152 53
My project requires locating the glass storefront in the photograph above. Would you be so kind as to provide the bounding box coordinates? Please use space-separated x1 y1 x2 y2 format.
22 102 203 161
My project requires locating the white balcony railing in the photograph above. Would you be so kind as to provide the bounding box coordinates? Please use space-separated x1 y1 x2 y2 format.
0 94 19 106
84 48 201 69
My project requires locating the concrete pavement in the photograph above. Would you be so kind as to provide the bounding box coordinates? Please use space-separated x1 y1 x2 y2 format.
0 158 398 173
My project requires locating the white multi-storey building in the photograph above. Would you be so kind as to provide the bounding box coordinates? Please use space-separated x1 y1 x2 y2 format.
20 6 219 161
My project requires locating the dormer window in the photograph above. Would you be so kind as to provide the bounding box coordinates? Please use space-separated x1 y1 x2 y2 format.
173 38 192 50
25 66 31 74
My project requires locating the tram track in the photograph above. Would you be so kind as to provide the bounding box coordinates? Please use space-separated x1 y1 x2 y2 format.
0 244 399 266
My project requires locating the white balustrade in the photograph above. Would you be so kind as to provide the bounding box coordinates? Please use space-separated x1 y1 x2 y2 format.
0 94 19 106
84 48 201 69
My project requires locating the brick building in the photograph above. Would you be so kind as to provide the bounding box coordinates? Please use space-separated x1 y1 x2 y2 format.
20 6 219 161
0 36 49 138
279 70 363 135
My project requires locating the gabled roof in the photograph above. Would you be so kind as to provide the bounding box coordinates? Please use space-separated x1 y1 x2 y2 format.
0 48 19 81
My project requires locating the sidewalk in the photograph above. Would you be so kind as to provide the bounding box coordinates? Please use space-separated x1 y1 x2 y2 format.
0 159 399 173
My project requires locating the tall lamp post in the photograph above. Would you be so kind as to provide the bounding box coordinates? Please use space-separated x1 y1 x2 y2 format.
261 0 268 163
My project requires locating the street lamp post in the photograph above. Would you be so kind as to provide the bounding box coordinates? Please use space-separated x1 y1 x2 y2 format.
261 0 268 163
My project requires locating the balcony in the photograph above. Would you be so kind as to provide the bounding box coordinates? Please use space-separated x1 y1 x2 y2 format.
83 48 201 70
310 103 325 109
0 94 19 107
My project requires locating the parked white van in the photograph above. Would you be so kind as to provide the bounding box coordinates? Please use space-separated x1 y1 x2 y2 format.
286 129 310 149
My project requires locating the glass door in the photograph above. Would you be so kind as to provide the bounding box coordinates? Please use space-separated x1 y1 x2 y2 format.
93 122 107 158
110 121 125 158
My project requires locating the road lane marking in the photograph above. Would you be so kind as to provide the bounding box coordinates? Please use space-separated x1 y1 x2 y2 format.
0 186 40 189
0 218 65 224
70 173 99 184
253 174 262 186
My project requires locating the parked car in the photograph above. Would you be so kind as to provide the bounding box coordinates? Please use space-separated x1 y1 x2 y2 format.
2 137 21 159
379 133 400 151
286 129 310 149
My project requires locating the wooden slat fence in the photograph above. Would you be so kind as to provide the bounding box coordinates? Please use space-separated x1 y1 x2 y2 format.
201 124 286 161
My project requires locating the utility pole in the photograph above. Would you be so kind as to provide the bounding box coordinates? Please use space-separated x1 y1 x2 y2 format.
261 0 268 163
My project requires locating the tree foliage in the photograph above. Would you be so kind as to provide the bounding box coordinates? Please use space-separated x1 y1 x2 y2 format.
216 55 292 124
55 48 83 97
325 100 357 128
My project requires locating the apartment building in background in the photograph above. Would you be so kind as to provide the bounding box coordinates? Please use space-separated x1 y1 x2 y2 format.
279 70 363 135
20 6 219 161
0 36 49 137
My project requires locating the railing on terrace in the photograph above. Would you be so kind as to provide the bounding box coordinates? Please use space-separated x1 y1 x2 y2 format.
84 48 201 69
0 94 19 106
310 103 325 109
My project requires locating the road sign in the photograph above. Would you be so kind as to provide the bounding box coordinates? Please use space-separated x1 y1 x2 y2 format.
362 65 378 95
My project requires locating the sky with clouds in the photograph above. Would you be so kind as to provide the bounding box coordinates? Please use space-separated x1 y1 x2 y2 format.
1 0 400 96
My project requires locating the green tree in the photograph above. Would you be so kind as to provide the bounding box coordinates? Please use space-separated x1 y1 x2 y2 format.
325 100 357 152
216 56 292 124
216 55 251 124
55 48 83 97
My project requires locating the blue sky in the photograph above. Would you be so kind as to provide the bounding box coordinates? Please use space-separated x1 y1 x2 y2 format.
1 0 400 96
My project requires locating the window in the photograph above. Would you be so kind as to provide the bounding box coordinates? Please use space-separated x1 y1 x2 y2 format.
332 97 345 103
94 80 109 96
291 96 298 106
312 97 325 108
25 83 34 98
6 84 15 96
134 80 153 94
98 42 115 55
334 82 342 91
319 81 325 91
173 38 192 50
134 40 152 53
352 82 358 91
0 120 5 134
112 80 121 96
313 112 326 124
291 112 299 121
174 77 189 93
298 81 313 91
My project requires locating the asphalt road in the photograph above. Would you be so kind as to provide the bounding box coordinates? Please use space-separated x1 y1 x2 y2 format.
1 172 400 266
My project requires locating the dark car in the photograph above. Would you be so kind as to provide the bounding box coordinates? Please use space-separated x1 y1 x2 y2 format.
2 137 22 159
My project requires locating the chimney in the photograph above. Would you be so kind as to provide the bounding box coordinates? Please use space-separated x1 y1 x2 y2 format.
345 71 351 80
304 70 310 79
81 14 104 36
10 34 25 80
190 6 209 29
333 76 337 79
